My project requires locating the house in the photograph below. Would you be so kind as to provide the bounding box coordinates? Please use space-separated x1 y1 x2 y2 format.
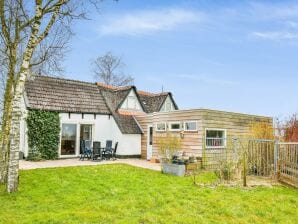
21 76 178 158
20 76 272 160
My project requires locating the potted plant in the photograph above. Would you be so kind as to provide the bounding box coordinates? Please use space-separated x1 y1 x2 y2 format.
157 132 185 176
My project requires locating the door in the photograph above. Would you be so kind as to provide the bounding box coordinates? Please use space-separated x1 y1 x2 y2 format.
147 125 153 160
61 124 77 156
80 124 93 154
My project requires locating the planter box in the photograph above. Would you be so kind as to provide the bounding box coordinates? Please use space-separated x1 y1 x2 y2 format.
162 163 185 176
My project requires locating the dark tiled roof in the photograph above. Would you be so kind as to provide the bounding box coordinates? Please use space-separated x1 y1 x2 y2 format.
25 77 178 135
96 82 178 113
100 89 142 134
25 76 110 114
138 92 178 113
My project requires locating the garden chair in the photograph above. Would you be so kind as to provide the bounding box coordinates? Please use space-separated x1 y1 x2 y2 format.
92 141 102 160
80 140 92 160
102 140 113 160
111 142 118 160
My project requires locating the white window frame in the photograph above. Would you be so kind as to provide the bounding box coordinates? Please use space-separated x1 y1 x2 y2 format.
155 122 167 132
184 121 198 132
169 121 181 132
205 128 227 149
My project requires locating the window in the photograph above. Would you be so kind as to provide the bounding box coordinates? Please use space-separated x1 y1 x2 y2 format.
156 123 166 132
149 126 153 145
205 129 226 148
61 124 77 156
160 96 174 112
169 122 181 131
120 90 142 111
184 121 197 131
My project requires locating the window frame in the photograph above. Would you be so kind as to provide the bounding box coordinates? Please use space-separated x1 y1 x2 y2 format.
184 121 198 132
205 128 227 149
169 121 182 132
155 122 167 132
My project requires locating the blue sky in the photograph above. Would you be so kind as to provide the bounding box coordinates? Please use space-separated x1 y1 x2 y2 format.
63 0 298 118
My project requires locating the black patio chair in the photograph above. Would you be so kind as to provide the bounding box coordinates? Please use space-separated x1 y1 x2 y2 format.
103 140 113 160
92 141 101 160
111 142 118 160
80 140 92 160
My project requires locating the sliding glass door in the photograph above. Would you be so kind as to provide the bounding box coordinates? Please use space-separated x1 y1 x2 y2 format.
61 124 77 156
80 124 93 154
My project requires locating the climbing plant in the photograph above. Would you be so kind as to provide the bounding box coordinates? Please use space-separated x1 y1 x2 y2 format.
26 110 60 160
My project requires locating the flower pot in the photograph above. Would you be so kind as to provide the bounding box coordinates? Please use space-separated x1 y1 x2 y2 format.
161 163 185 176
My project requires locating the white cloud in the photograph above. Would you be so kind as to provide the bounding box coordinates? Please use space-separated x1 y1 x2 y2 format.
286 21 298 28
99 8 202 36
252 31 298 41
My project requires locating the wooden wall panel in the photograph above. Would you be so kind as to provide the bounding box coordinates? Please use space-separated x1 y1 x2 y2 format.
135 109 272 160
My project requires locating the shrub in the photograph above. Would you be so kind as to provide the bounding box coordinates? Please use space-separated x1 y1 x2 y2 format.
250 122 274 140
26 110 60 160
215 159 240 182
284 114 298 142
156 132 181 163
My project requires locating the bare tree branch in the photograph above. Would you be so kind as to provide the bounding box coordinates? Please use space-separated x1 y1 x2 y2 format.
92 52 134 86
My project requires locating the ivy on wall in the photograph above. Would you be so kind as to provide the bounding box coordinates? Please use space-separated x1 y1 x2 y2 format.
26 110 60 160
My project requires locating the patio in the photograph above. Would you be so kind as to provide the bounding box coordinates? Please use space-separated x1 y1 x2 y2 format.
19 158 161 171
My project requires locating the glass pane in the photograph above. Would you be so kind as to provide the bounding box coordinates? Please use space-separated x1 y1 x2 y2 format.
80 125 92 154
185 122 197 130
149 127 153 145
156 123 166 131
206 130 225 147
61 124 77 155
80 124 92 140
206 130 224 138
171 123 180 130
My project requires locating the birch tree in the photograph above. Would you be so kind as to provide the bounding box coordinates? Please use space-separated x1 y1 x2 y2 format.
0 0 102 192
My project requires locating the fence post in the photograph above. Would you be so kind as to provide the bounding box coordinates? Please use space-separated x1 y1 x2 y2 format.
274 141 278 175
233 137 238 161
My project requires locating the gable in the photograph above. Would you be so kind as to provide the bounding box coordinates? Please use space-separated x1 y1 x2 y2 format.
160 95 175 112
120 89 144 112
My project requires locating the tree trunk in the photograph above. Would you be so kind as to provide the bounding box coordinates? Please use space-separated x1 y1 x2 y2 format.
0 54 16 184
6 61 29 193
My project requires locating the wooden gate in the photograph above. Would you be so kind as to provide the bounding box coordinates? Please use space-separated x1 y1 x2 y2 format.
247 140 275 177
277 143 298 187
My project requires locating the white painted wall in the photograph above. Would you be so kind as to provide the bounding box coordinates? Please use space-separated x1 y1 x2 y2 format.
59 113 141 157
20 111 141 158
110 116 141 155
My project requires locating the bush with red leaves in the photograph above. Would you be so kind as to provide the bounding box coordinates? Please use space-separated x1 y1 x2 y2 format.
284 114 298 142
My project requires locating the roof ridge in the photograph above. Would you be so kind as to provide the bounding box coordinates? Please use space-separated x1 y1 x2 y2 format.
30 75 97 87
137 90 169 96
96 82 133 91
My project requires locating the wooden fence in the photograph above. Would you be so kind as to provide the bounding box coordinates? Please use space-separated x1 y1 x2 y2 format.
202 138 298 187
277 143 298 188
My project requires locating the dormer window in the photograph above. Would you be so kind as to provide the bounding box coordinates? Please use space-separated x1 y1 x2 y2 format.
160 95 175 112
120 89 143 111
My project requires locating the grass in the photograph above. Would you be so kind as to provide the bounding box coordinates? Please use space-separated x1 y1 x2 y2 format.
0 164 297 224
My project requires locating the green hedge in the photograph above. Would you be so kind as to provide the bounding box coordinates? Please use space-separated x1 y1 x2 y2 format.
26 110 60 160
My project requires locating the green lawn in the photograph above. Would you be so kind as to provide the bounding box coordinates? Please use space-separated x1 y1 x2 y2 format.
0 164 297 224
